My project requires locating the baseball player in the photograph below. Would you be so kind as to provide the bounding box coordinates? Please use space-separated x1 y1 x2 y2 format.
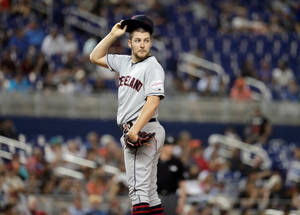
90 15 165 215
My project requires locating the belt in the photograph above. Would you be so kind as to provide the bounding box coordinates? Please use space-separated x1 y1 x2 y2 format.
120 118 157 133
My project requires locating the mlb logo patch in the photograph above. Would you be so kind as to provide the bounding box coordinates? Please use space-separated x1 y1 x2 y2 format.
151 81 163 91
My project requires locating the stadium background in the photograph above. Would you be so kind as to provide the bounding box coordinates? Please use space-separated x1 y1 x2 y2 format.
0 0 300 214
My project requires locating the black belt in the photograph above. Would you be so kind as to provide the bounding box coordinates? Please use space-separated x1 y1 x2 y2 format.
120 118 157 133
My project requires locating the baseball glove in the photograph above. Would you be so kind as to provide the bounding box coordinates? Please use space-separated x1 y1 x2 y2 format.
124 131 155 149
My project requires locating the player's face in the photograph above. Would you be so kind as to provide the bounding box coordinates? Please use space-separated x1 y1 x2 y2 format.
129 31 152 62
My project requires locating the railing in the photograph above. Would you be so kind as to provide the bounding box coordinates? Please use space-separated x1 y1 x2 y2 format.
179 52 230 86
1 137 299 214
1 92 300 125
13 194 300 215
178 53 273 101
0 135 126 182
63 6 108 37
208 134 271 169
245 77 272 101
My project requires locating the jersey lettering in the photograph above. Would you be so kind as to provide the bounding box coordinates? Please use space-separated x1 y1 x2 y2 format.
119 75 143 92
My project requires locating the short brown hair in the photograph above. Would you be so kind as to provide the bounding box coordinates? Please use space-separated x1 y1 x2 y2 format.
129 27 152 40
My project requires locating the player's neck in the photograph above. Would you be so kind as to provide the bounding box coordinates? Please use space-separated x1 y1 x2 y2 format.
131 54 151 64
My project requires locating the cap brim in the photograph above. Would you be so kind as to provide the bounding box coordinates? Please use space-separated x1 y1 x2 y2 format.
121 19 153 34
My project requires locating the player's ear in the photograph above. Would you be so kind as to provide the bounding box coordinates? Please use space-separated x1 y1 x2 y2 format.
128 39 132 48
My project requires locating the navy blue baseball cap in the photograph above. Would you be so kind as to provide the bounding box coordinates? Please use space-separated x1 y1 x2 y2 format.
121 15 154 34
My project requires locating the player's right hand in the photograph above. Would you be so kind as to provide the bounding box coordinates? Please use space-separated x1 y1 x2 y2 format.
110 21 127 38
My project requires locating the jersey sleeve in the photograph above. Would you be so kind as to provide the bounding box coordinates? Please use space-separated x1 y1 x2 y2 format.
106 54 124 73
144 62 165 99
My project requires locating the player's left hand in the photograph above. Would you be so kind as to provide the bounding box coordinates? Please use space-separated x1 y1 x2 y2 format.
124 131 155 149
126 130 139 146
110 21 127 38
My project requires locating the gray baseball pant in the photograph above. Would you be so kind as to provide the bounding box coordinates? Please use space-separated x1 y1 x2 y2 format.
120 120 165 206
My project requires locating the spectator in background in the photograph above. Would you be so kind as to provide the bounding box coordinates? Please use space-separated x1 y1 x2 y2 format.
241 209 252 215
53 177 73 195
60 208 71 215
186 0 210 21
106 198 123 215
261 174 285 209
286 146 300 186
42 71 57 93
269 15 285 34
93 76 107 93
81 37 98 74
231 7 252 33
26 173 41 194
157 136 187 215
0 203 18 215
0 0 10 11
74 69 93 95
0 50 17 77
68 195 85 215
85 131 101 152
25 19 45 48
27 195 47 215
33 53 50 77
238 179 259 209
229 147 247 173
280 79 300 102
63 139 86 159
20 49 35 75
258 58 272 86
26 147 48 176
230 77 252 101
296 23 300 37
203 139 220 163
8 154 28 181
272 59 295 90
185 170 218 204
61 31 78 56
0 164 9 205
45 136 64 166
7 72 31 93
291 186 300 210
57 78 75 95
2 165 27 213
0 119 18 139
173 131 192 165
41 174 57 195
191 145 210 172
244 107 272 145
241 59 257 79
197 72 221 96
41 26 65 58
100 134 124 170
85 195 107 215
86 169 107 196
224 126 240 140
9 27 29 59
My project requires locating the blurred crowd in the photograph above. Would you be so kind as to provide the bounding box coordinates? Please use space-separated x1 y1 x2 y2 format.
0 0 300 214
0 0 299 101
0 107 299 214
0 120 128 215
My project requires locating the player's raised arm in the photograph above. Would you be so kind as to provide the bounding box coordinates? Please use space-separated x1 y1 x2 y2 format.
89 21 127 68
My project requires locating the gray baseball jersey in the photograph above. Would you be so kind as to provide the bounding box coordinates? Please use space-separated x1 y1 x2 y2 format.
106 53 166 207
106 54 165 125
